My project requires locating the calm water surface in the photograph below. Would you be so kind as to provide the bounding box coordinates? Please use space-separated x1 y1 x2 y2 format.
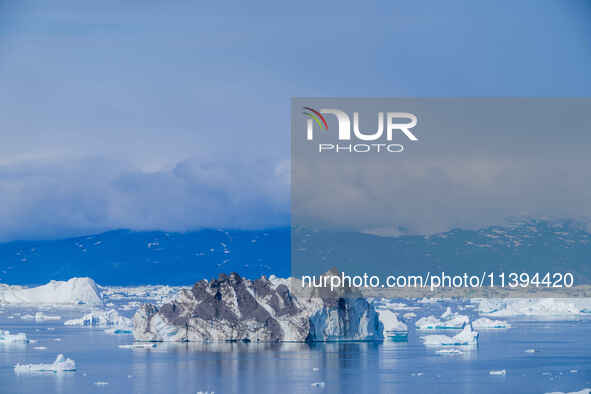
1 308 591 394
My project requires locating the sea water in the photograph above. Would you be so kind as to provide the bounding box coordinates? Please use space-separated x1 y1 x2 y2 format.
1 308 590 394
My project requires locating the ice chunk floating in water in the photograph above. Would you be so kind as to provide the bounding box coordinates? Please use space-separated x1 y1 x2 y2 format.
14 354 76 373
377 309 408 341
489 369 506 376
422 325 478 346
0 329 28 343
64 309 132 331
472 317 510 329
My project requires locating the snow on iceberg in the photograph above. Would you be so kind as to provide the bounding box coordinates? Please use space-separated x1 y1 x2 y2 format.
422 325 479 346
0 329 28 344
0 278 102 305
14 354 76 373
64 309 132 332
472 317 511 329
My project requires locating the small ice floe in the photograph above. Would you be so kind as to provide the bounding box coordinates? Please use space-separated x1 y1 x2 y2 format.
403 312 416 320
570 369 579 374
422 325 478 346
94 381 109 386
118 343 157 349
411 372 424 377
53 338 62 342
544 389 591 394
312 367 320 372
47 328 55 331
436 348 463 355
311 382 325 388
524 349 537 353
489 369 506 376
33 346 47 350
34 312 61 321
472 317 510 329
14 354 76 373
0 329 28 343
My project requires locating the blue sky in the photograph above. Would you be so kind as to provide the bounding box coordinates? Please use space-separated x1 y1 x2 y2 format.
0 1 590 240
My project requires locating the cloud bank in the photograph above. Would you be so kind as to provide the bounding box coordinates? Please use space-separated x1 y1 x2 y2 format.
0 155 289 241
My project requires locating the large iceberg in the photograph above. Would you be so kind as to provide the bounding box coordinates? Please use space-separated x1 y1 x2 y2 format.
14 354 76 373
0 330 28 344
422 325 479 346
133 272 383 342
0 278 102 306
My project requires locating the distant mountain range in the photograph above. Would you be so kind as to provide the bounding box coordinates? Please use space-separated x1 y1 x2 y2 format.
2 218 591 286
0 228 290 286
293 218 591 284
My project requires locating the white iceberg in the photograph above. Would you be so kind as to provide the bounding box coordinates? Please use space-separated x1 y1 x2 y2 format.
14 354 76 373
64 309 132 332
415 310 469 330
377 309 408 340
489 369 506 376
473 298 591 318
0 278 102 305
472 317 511 329
0 329 28 344
422 325 479 346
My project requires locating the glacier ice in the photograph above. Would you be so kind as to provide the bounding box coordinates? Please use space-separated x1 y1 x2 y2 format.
14 354 76 373
0 278 102 305
422 325 479 346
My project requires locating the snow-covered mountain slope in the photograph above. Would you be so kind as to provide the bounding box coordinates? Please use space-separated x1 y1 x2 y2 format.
0 277 102 305
132 272 383 342
0 228 289 286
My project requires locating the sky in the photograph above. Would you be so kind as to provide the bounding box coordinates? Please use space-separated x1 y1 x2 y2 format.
0 1 590 241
